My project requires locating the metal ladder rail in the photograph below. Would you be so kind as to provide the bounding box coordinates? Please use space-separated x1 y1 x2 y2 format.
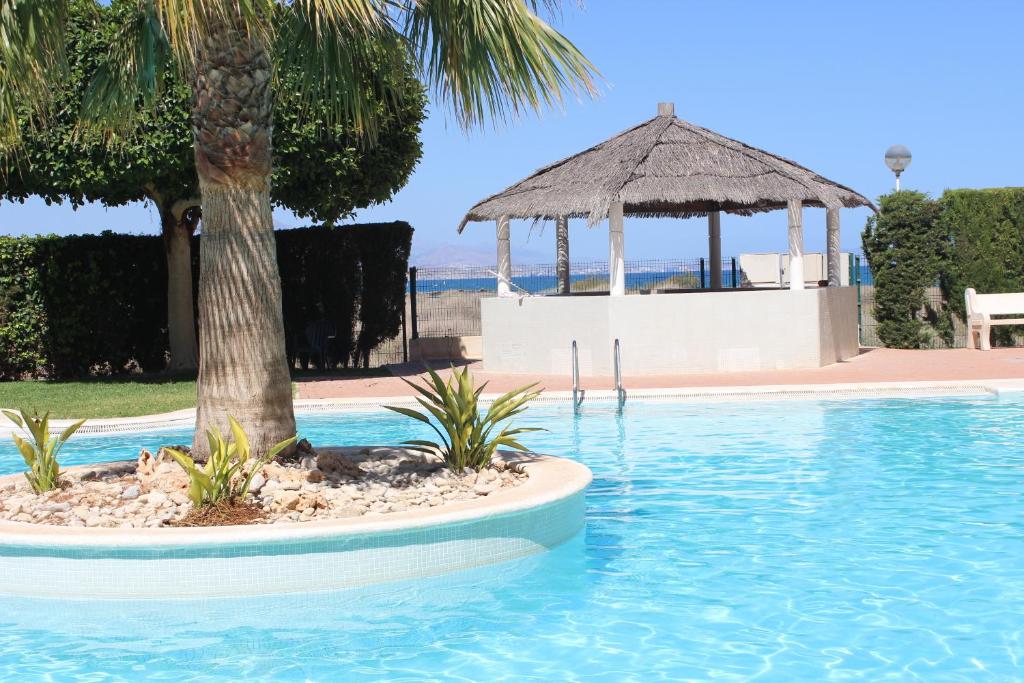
613 338 626 411
571 340 584 414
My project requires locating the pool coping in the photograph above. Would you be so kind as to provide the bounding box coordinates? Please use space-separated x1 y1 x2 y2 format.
0 449 592 550
5 377 1024 437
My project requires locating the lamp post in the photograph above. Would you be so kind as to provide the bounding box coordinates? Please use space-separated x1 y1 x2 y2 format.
884 144 912 191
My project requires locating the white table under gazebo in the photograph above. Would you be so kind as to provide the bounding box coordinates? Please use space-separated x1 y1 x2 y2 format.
458 103 874 376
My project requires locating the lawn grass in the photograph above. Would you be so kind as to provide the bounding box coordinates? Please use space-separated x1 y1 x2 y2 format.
0 366 392 420
0 377 198 419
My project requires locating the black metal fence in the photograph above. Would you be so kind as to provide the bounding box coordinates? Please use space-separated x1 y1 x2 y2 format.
850 254 974 349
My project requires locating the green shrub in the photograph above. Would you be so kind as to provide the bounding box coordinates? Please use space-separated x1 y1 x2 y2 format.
273 222 413 368
351 224 413 366
164 416 296 507
0 223 413 379
649 273 701 290
938 187 1024 346
862 191 948 348
0 232 167 379
2 408 85 493
385 366 543 471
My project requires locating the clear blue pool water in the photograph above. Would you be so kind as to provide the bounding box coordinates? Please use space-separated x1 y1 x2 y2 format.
2 395 1024 681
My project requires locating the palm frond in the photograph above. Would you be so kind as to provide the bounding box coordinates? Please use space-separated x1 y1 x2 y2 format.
80 0 173 129
401 0 599 129
0 0 69 143
276 0 406 140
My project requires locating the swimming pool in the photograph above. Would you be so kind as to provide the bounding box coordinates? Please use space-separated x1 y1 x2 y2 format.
2 395 1023 680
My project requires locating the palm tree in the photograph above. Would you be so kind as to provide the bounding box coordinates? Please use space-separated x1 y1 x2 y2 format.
12 0 598 457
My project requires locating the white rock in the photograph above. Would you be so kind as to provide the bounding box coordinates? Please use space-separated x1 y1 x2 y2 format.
121 485 141 500
143 491 168 506
276 491 301 511
249 473 266 493
474 481 498 496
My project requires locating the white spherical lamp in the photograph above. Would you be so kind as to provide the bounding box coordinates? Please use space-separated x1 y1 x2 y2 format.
884 145 912 190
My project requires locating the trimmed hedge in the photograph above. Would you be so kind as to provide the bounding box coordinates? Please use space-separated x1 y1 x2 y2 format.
862 187 1024 348
938 188 1024 346
862 191 947 349
0 232 168 379
0 223 412 379
274 223 414 367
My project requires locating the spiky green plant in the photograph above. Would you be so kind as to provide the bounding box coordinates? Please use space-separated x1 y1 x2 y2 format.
2 408 84 493
164 416 295 507
385 366 542 471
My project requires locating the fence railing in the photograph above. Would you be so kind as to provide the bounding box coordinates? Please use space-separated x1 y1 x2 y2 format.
400 255 1014 362
408 258 741 339
306 252 1024 370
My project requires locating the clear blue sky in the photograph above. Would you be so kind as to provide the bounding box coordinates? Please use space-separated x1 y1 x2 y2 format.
2 0 1022 265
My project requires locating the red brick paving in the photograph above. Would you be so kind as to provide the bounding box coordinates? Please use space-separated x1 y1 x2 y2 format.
295 348 1024 400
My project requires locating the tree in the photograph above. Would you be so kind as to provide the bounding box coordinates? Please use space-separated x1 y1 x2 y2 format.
862 191 948 348
2 0 426 373
23 0 597 458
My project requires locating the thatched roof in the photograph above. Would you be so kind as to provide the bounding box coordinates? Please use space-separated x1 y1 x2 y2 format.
458 104 875 231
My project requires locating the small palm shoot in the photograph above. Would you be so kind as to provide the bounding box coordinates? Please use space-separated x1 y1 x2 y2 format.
385 366 543 472
2 409 85 494
164 416 295 507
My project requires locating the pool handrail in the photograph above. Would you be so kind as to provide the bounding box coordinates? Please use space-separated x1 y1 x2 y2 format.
572 340 583 413
614 338 626 411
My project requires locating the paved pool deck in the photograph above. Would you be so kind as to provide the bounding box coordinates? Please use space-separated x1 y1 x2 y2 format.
296 348 1024 400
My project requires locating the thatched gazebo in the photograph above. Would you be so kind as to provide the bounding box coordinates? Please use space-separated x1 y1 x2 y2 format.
459 102 874 295
459 103 872 377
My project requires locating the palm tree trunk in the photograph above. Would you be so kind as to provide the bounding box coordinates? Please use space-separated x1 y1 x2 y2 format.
163 206 198 374
191 17 295 458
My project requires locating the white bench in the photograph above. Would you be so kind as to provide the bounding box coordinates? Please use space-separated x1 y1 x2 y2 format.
965 288 1024 350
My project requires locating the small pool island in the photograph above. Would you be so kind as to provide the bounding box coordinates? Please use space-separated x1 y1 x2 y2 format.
0 447 591 599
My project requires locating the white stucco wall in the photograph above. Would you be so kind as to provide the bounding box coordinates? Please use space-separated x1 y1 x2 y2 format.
481 288 859 376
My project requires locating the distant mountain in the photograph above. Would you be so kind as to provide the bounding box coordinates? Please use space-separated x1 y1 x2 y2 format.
411 242 548 267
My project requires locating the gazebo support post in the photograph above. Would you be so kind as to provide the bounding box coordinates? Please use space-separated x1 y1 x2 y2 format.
826 207 841 287
708 211 722 289
787 200 804 291
556 216 570 294
609 201 625 296
496 215 512 296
